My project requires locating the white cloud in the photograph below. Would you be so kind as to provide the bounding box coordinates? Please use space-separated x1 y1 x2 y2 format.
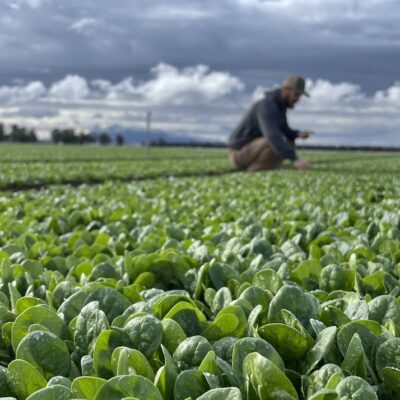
48 75 90 101
104 78 137 100
70 18 100 35
6 2 20 11
305 79 366 105
236 0 398 21
25 0 46 8
96 64 244 106
132 64 244 105
0 81 46 104
374 82 400 106
10 0 48 9
142 5 212 20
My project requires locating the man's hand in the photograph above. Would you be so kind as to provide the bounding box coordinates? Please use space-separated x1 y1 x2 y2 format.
293 159 310 171
297 130 313 139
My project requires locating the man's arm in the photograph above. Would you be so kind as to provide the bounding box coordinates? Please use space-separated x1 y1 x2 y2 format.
297 131 313 139
293 159 310 170
282 122 299 141
256 103 298 161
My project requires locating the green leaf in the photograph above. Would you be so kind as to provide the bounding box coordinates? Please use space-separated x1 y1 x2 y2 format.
362 271 388 296
239 286 271 325
382 367 400 394
202 314 240 341
154 345 178 400
341 333 367 379
278 309 314 348
89 262 121 282
232 337 285 390
198 350 219 375
335 376 377 399
25 385 72 400
243 352 298 400
71 376 106 399
213 305 247 338
319 265 355 292
174 370 209 400
319 305 351 328
124 314 163 358
212 337 237 364
173 336 213 370
337 320 381 361
252 269 283 294
84 286 131 323
81 355 95 377
368 295 400 326
0 366 11 397
196 387 243 400
11 305 70 351
290 260 322 287
163 301 206 337
94 375 163 400
16 331 71 380
93 329 125 379
47 376 72 388
161 318 187 354
258 323 311 361
153 295 195 319
7 359 47 400
306 364 344 398
208 262 240 290
307 389 338 400
111 347 155 380
375 338 400 380
211 287 232 315
15 297 46 315
268 285 319 329
302 326 337 374
325 372 343 390
74 301 109 357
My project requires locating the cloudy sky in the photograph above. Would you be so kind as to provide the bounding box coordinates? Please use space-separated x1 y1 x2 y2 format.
1 0 400 145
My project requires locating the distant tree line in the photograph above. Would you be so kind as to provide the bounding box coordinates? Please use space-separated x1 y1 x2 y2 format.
0 123 38 142
0 122 125 145
50 129 124 145
150 138 225 148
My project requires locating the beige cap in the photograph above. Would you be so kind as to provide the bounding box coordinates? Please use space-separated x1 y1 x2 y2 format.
282 75 309 97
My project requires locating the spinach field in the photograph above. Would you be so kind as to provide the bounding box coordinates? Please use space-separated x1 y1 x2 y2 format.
0 145 400 399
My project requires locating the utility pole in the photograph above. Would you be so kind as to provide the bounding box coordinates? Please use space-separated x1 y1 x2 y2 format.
146 111 152 158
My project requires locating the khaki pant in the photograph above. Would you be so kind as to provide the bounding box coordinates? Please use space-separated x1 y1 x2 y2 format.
229 137 292 172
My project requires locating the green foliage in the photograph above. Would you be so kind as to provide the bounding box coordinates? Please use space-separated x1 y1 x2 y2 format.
1 149 400 399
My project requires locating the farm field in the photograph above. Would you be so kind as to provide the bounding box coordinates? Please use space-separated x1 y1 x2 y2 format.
0 144 400 189
0 145 400 399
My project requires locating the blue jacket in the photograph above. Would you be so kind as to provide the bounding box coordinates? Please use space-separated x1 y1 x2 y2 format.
228 89 299 161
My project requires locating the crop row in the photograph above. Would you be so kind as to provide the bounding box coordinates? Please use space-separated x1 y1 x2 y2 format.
0 158 233 189
1 150 400 190
0 144 227 162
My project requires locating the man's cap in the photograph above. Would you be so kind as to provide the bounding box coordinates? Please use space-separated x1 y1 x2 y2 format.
282 75 310 97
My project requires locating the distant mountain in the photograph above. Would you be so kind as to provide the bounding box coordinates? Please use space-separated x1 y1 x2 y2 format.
104 126 224 146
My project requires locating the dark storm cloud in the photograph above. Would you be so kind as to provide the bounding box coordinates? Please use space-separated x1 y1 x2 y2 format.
1 0 399 90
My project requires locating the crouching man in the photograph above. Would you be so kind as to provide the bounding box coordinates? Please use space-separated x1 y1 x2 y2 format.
228 75 312 171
